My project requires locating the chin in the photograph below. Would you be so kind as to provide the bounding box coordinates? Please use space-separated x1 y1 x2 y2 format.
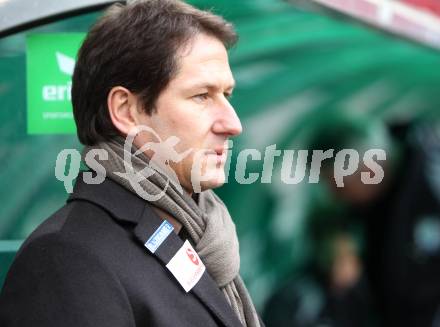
195 169 226 192
207 178 226 190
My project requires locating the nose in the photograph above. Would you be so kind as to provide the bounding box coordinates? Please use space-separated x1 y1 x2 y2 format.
212 99 242 137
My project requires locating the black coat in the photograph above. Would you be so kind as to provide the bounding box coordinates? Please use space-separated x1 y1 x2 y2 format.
0 174 245 327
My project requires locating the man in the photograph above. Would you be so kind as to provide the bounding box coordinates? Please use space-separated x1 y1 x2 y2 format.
0 1 262 326
318 119 440 327
265 116 440 327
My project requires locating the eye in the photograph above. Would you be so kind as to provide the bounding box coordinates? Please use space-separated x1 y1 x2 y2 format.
193 93 209 102
224 92 233 100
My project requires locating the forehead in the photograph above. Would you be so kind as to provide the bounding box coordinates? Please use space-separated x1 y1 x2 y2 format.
172 34 235 88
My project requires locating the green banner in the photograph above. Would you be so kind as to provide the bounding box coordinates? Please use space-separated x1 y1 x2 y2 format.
26 33 84 134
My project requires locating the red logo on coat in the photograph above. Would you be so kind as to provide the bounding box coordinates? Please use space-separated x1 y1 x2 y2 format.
186 247 199 265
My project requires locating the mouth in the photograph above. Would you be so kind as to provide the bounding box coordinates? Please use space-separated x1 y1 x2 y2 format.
205 146 227 165
214 147 225 156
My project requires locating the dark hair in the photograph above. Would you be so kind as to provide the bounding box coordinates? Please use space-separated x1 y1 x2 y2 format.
72 0 237 145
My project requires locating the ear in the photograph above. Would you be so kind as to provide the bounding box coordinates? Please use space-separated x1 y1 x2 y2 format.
107 86 142 136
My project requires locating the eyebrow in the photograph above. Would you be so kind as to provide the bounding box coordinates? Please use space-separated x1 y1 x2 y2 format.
186 80 236 91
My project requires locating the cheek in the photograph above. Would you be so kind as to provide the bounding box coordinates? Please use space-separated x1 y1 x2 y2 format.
178 118 210 146
158 99 213 148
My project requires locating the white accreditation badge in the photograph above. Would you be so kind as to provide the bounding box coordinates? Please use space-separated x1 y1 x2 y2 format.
166 240 206 292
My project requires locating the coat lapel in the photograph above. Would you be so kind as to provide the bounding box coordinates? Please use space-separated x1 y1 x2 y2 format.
69 175 243 327
133 205 243 327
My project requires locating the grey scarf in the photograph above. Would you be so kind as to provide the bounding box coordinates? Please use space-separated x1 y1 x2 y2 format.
84 137 260 327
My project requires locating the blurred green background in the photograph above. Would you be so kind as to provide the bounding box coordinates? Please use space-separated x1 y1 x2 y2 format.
1 0 439 313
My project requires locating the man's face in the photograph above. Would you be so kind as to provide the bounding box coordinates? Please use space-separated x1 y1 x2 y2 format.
135 33 242 193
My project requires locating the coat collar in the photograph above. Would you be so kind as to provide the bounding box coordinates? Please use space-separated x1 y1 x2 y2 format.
67 173 243 327
67 172 143 224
